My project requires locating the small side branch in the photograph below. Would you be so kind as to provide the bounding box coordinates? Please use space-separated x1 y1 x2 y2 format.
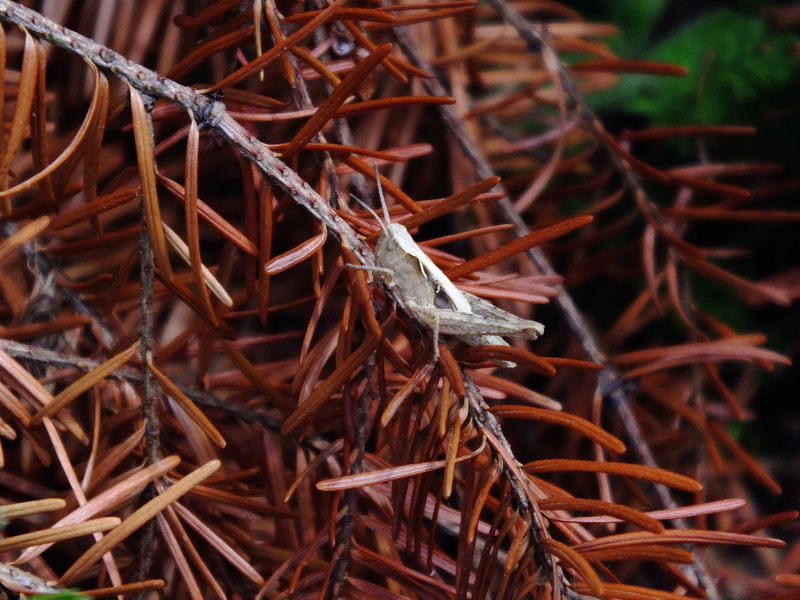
139 212 160 465
0 338 329 451
0 222 116 348
324 362 375 598
463 377 556 585
132 207 159 592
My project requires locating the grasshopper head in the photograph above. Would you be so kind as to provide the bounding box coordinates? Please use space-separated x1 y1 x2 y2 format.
375 223 417 269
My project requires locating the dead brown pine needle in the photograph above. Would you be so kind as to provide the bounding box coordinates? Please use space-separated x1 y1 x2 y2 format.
284 43 394 157
446 215 593 280
491 405 625 454
317 443 483 491
31 342 139 424
523 459 702 493
0 517 121 553
60 460 221 585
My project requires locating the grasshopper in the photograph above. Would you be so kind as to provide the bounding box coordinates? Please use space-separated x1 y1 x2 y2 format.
350 166 544 366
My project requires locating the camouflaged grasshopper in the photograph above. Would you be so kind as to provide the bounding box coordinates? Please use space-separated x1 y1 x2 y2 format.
350 167 544 366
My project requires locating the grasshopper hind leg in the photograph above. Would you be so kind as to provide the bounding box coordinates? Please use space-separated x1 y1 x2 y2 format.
406 302 518 367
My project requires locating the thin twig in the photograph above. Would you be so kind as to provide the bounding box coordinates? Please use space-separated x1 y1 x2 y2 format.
131 99 162 591
133 203 159 592
139 109 161 467
0 338 140 379
264 0 348 208
462 376 556 585
0 338 324 441
0 221 116 348
324 361 375 599
306 0 371 202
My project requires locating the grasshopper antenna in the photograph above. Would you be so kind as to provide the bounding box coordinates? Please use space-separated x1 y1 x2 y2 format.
373 162 392 225
350 193 384 227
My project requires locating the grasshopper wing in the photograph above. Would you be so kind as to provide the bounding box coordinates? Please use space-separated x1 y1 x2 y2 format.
461 291 544 340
